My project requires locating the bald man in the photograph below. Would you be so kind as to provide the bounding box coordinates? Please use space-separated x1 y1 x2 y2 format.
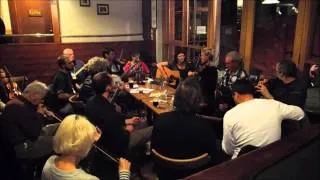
63 48 85 81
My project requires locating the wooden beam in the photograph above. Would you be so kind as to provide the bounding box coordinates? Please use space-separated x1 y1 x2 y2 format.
162 0 168 60
168 0 175 62
7 0 20 34
182 0 189 45
50 0 61 43
239 0 255 72
293 0 317 70
207 0 220 50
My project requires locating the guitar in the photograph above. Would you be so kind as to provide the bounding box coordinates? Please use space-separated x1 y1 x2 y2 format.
156 66 180 87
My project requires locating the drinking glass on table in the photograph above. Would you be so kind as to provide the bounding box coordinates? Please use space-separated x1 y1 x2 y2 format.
128 77 134 88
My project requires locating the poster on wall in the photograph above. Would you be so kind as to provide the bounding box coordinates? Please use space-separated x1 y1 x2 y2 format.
97 4 109 15
80 0 90 7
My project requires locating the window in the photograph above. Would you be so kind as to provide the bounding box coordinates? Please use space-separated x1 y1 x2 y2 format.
251 0 299 76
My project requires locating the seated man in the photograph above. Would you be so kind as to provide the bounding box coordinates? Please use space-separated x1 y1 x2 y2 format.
51 55 75 113
0 81 56 179
222 79 305 158
63 48 86 82
217 51 247 116
0 81 54 159
103 48 124 77
256 60 307 108
85 72 152 158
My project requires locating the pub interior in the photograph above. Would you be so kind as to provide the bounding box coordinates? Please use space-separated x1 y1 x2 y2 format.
0 0 320 179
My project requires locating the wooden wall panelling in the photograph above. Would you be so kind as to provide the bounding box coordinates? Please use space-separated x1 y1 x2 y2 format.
0 41 146 84
0 43 59 83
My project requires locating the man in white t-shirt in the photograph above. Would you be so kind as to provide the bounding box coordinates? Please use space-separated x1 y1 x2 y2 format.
222 79 305 158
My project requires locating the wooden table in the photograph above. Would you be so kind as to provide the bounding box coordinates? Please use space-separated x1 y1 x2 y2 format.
124 83 176 115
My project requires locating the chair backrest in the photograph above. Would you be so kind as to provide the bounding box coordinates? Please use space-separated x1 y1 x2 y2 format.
68 94 85 114
152 149 211 170
195 114 223 139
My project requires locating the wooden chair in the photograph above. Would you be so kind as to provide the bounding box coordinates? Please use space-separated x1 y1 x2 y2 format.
152 149 211 179
195 114 223 140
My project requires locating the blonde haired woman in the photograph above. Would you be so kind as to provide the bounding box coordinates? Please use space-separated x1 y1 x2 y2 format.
188 47 218 115
42 114 131 180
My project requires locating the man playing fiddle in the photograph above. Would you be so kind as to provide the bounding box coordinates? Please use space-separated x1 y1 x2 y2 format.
63 48 86 82
50 55 75 114
0 81 55 179
188 48 218 115
103 48 124 77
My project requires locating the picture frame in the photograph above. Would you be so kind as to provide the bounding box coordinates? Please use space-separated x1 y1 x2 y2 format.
80 0 90 7
97 4 109 15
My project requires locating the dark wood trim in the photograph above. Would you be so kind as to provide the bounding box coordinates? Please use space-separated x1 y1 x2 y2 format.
0 34 53 37
60 33 143 38
185 124 320 180
142 0 151 41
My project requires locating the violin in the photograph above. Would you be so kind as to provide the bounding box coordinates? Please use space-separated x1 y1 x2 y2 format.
2 65 21 100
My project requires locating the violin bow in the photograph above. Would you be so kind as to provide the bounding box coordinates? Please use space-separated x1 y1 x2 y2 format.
49 113 120 164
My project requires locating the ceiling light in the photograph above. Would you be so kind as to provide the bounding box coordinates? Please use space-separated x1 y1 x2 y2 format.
262 0 280 4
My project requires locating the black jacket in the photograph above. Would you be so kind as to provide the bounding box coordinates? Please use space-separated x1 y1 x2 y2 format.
85 95 129 157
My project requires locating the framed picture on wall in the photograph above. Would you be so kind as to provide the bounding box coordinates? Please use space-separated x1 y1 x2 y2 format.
80 0 90 7
97 4 109 15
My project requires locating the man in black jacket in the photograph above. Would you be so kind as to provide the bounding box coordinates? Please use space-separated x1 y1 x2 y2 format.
85 72 152 158
256 60 307 108
0 81 55 159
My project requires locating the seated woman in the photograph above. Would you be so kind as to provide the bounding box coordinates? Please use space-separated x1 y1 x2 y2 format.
157 51 194 81
151 77 218 163
188 48 218 115
41 114 131 180
122 52 150 82
78 56 108 102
